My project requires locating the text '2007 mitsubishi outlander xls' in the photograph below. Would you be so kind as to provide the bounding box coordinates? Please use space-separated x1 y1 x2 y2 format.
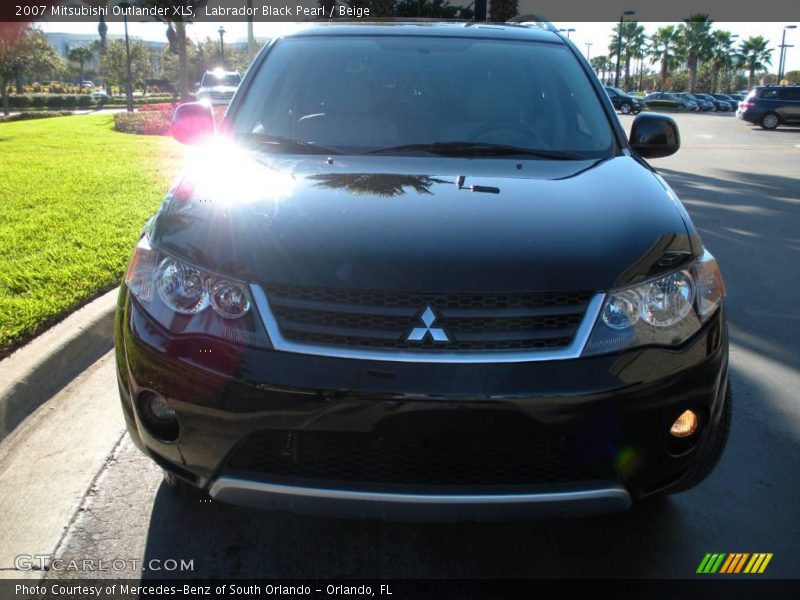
115 22 730 520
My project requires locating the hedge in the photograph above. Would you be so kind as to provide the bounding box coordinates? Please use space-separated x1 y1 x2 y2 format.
5 94 178 110
114 111 173 136
0 111 74 123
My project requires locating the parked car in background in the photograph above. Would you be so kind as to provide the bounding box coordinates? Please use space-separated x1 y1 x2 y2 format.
711 94 738 111
737 85 800 129
642 92 690 111
680 93 714 111
196 69 242 106
692 93 729 111
603 86 642 114
89 91 110 103
671 93 701 111
81 81 95 89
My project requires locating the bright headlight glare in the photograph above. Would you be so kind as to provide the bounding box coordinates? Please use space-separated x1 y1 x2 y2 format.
692 250 725 319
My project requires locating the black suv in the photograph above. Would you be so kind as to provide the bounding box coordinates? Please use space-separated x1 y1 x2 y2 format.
116 23 729 521
737 86 800 129
603 86 642 114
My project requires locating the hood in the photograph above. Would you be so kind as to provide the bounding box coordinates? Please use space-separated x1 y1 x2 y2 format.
153 151 693 294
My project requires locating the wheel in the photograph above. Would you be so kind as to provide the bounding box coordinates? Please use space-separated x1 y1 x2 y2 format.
760 112 780 130
163 470 208 500
667 383 732 494
620 102 632 115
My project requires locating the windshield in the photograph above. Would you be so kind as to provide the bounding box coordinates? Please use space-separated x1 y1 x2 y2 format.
233 36 614 158
202 72 241 87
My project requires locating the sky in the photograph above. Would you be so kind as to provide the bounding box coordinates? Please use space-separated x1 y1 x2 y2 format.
38 20 800 73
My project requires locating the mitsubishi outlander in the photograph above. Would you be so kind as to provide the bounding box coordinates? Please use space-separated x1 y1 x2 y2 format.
115 22 730 520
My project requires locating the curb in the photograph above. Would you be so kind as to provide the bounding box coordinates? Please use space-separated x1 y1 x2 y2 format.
0 287 119 443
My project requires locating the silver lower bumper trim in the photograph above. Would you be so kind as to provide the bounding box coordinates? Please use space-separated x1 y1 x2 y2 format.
209 477 632 521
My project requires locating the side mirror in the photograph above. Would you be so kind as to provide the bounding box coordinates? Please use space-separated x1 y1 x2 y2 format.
171 102 215 145
629 113 680 159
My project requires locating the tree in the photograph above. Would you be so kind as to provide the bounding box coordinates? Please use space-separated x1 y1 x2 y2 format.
100 38 152 93
488 0 518 22
135 1 208 100
626 24 647 91
0 24 61 115
677 14 713 92
707 30 738 93
739 36 772 90
608 20 645 90
68 46 94 90
649 25 681 92
590 55 607 81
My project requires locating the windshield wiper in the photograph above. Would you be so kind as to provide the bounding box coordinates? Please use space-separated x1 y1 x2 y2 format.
365 142 583 160
238 134 342 155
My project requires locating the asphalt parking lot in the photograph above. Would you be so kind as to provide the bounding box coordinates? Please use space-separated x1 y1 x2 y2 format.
2 112 799 581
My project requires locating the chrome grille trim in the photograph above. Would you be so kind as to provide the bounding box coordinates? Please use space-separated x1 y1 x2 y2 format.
250 284 604 363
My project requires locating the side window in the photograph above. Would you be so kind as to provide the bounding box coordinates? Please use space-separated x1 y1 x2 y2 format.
783 89 800 101
760 89 780 99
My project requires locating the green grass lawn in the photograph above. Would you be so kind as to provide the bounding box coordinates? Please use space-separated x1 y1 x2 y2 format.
0 114 182 357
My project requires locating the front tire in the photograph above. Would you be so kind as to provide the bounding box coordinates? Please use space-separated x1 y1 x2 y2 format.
760 112 780 130
620 102 632 115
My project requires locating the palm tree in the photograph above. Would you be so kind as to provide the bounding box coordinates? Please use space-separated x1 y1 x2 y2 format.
708 30 736 93
739 36 773 89
677 14 713 92
608 21 644 91
489 0 518 22
136 1 208 100
590 55 607 82
626 25 647 91
649 25 681 92
68 46 93 91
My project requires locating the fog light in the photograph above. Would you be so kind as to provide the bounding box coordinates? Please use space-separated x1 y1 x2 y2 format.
670 410 698 438
146 394 177 423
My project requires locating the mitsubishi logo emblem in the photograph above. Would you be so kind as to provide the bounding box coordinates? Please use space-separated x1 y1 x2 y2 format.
406 305 449 344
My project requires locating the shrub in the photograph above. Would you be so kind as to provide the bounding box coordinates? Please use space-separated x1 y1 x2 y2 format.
114 111 172 136
0 111 73 123
31 96 45 108
78 95 93 108
47 95 63 109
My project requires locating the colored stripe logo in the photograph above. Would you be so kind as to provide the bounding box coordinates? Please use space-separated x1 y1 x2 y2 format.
697 553 773 574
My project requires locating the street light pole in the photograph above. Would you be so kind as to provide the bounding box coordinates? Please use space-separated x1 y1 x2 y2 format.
246 0 255 63
118 2 133 113
218 26 226 65
586 42 593 60
615 10 635 88
778 25 797 83
559 28 575 39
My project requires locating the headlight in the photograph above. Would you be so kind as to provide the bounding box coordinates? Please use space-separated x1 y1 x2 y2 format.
583 250 724 356
124 235 269 348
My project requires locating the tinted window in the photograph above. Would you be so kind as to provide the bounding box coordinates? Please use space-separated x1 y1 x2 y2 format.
760 89 781 99
202 72 241 87
783 88 800 101
234 36 614 157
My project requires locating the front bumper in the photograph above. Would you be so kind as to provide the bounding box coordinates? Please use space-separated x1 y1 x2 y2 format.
115 288 728 520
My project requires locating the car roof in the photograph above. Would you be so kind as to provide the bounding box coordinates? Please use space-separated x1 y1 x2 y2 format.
281 21 563 44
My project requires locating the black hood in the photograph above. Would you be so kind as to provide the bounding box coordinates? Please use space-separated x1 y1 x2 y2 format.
153 151 693 293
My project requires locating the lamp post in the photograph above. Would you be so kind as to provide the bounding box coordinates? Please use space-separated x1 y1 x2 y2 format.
246 0 255 63
778 25 797 83
586 42 593 60
218 26 226 65
559 28 575 39
615 10 635 88
118 1 134 113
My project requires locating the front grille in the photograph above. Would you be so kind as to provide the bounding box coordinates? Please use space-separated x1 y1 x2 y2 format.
264 284 592 353
224 426 615 488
